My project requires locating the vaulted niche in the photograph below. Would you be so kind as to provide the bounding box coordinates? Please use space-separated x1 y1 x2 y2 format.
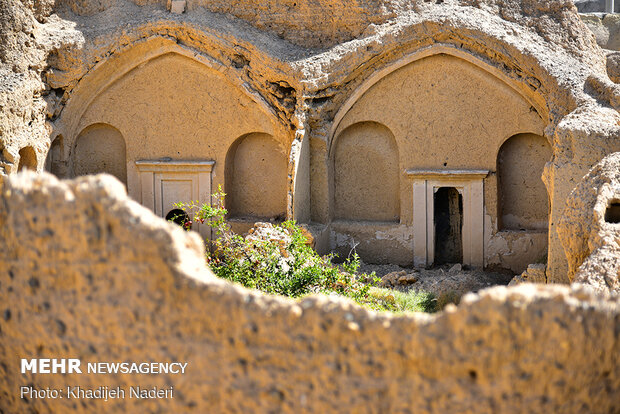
225 133 287 220
434 187 463 265
18 146 37 171
498 133 551 230
74 123 127 185
45 135 65 177
333 121 399 222
329 50 547 267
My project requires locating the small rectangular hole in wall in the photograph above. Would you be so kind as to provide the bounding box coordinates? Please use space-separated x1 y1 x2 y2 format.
434 187 463 265
605 200 620 224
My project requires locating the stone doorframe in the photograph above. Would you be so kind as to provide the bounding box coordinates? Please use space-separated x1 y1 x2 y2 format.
134 159 215 240
406 169 489 268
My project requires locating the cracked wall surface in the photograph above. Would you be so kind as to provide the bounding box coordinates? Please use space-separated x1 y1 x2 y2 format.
0 172 619 413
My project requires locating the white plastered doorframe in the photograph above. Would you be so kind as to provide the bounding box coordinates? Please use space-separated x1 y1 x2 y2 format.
134 159 215 241
406 170 488 268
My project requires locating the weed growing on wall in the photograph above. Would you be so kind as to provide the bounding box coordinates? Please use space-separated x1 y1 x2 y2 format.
173 187 436 313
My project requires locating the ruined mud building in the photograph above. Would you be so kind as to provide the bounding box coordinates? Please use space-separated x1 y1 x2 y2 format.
1 0 619 282
1 1 620 412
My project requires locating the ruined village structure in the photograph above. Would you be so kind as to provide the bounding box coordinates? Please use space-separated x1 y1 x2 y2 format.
2 0 620 280
1 0 619 412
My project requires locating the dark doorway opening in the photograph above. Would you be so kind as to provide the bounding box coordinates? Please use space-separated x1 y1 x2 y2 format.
605 200 620 224
166 209 191 230
434 187 463 265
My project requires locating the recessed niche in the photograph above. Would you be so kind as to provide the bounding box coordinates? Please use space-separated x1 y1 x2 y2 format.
45 135 65 177
74 123 127 184
18 146 37 171
497 133 551 230
333 121 399 222
225 133 287 220
605 200 620 224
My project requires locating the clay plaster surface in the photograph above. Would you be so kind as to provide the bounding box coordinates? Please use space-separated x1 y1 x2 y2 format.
486 230 549 274
226 132 288 219
331 221 414 266
73 52 284 202
498 133 551 231
333 54 545 228
74 123 127 183
333 121 399 222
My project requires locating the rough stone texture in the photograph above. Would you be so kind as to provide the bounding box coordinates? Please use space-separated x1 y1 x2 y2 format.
379 270 418 288
606 51 620 82
0 0 80 176
1 172 620 413
559 152 620 293
543 105 620 282
575 0 620 13
581 13 620 51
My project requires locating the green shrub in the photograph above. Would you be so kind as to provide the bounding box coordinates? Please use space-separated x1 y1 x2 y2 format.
173 187 436 313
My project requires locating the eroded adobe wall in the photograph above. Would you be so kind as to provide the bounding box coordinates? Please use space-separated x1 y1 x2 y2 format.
54 0 411 49
1 172 619 413
559 152 620 293
581 13 620 51
0 0 80 176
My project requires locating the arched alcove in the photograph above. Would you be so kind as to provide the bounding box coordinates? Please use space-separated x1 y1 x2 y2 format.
62 47 281 211
225 133 287 219
498 133 551 230
18 146 37 171
605 200 620 224
333 122 399 222
326 50 548 268
45 135 65 177
73 123 127 184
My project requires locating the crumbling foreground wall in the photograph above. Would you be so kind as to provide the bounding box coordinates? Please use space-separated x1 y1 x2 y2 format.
0 172 618 413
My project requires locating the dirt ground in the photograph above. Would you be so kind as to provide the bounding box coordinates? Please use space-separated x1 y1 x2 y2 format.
359 262 515 300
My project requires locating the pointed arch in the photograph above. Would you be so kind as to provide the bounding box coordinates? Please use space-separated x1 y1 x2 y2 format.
329 44 548 152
